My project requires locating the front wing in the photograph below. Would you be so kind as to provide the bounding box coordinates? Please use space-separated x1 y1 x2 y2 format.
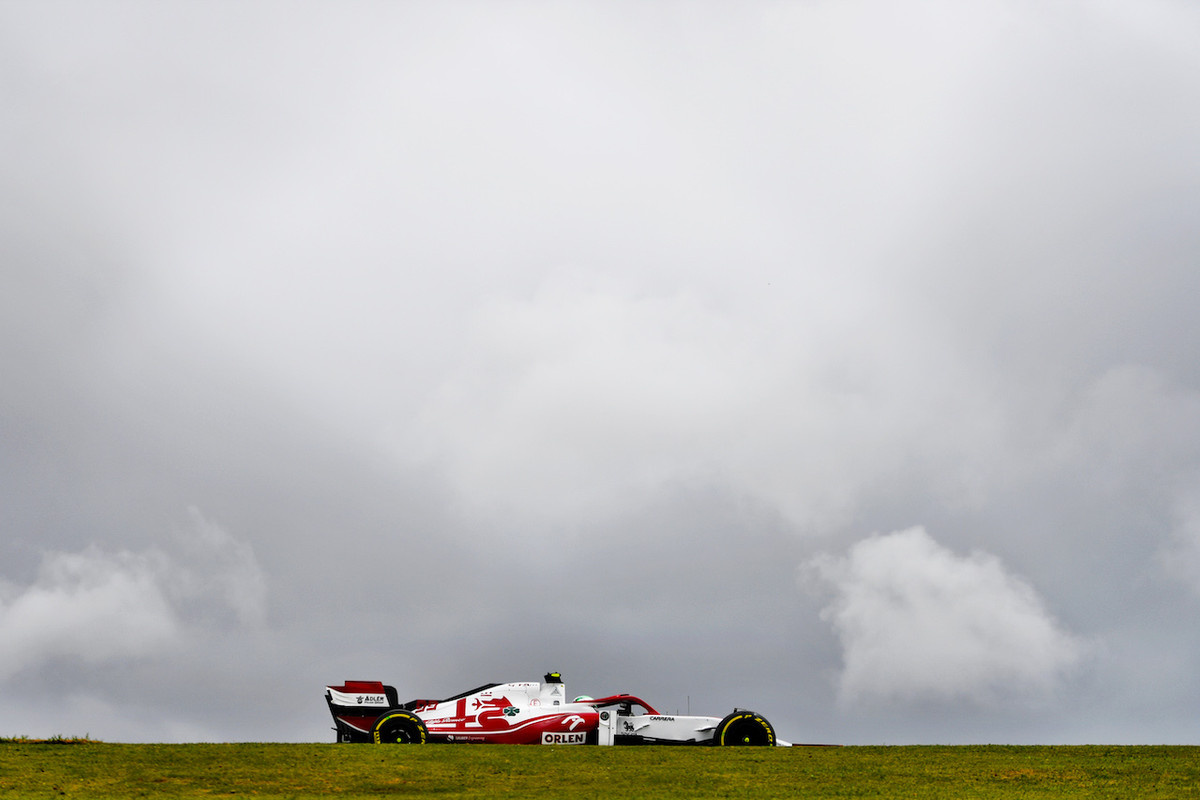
602 712 720 745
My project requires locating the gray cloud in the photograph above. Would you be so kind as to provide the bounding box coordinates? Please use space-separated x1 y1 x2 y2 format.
1162 482 1200 596
3 0 1200 743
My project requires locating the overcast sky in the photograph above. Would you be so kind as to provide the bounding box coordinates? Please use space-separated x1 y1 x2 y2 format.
3 0 1200 745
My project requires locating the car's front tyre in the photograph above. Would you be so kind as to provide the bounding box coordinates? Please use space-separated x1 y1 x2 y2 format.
372 709 427 744
711 710 775 746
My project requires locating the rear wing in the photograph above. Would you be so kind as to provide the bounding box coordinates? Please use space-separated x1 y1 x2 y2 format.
325 681 399 743
326 680 397 709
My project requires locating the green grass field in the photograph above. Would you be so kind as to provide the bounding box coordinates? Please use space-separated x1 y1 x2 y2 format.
2 742 1198 799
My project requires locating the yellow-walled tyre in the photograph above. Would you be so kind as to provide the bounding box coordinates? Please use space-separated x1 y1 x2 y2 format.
712 710 775 746
372 709 427 744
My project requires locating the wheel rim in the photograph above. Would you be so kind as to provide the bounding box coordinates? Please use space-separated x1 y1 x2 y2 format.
385 722 418 743
376 713 424 744
725 718 771 746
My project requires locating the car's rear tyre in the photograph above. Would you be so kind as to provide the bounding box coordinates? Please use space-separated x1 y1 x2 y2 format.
372 709 427 744
712 710 775 746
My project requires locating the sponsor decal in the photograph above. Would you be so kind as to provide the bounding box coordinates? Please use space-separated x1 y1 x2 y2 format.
472 695 512 711
329 689 387 707
503 706 519 717
542 732 587 745
650 716 676 722
430 717 470 726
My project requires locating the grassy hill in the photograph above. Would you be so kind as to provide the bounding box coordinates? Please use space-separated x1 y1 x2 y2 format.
2 742 1198 799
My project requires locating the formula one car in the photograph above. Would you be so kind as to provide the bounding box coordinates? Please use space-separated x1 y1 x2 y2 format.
325 672 783 746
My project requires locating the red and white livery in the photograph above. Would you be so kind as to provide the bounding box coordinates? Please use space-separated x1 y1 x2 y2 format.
325 672 783 746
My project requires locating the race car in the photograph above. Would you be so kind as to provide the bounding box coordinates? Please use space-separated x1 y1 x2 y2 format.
325 671 783 746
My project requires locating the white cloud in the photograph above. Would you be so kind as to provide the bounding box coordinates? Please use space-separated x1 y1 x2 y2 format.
0 510 265 682
806 527 1087 707
0 548 179 680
